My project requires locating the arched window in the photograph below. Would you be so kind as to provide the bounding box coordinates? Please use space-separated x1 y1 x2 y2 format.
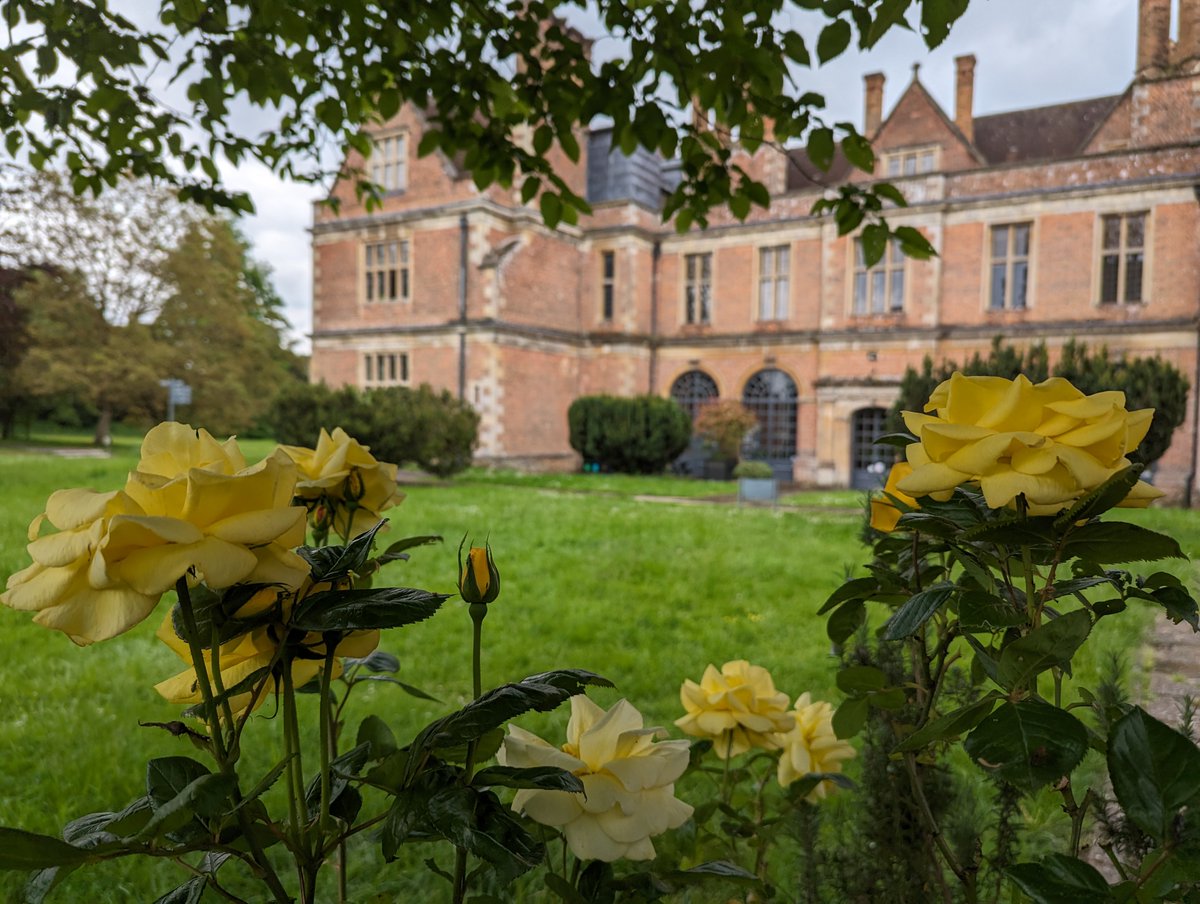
850 407 892 489
670 370 719 422
742 369 798 460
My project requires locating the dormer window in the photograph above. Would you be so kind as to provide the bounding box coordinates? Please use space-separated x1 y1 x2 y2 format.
884 147 938 176
370 132 407 193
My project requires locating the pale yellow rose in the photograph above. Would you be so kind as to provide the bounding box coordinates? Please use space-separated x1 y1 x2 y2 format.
869 462 919 532
776 693 857 802
136 421 247 478
498 696 693 862
1 487 160 644
898 372 1161 514
676 660 794 758
277 428 404 539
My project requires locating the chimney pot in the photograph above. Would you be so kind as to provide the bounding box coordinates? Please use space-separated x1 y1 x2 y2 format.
1138 0 1172 74
954 54 976 145
863 72 885 137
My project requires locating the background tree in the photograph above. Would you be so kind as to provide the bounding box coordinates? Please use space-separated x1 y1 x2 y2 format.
889 337 1188 469
0 0 965 260
0 268 33 438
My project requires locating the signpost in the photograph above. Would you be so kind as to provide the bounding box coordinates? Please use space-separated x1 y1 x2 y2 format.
158 379 192 422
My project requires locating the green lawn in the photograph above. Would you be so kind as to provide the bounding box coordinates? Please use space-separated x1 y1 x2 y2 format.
0 442 1194 901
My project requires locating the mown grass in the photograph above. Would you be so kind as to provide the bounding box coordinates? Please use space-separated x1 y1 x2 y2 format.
0 438 1195 901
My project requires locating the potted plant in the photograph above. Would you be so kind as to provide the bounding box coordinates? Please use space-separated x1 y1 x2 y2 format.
694 400 759 481
734 459 778 504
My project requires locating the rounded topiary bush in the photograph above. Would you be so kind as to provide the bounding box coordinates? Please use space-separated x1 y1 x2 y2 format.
567 394 691 474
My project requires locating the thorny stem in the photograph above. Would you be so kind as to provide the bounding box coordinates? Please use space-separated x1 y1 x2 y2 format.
281 662 313 900
175 578 290 904
903 753 977 902
1060 782 1093 858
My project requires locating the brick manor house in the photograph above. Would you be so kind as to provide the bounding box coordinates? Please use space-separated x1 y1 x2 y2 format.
311 0 1200 499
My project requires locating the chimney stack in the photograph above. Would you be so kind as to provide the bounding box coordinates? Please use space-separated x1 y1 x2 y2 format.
1177 0 1200 69
863 72 885 137
1138 0 1172 75
954 55 976 144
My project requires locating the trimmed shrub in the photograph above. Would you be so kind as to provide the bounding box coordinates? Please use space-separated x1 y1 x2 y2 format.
266 382 479 477
568 394 691 474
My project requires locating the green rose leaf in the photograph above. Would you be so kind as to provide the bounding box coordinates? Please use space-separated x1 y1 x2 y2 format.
832 697 869 740
818 577 879 615
147 757 211 805
836 666 887 695
305 743 371 818
1107 706 1200 842
298 520 389 582
344 649 401 674
963 701 1088 794
291 586 450 632
0 829 98 870
357 715 398 760
1007 854 1113 904
896 696 1000 752
151 876 208 904
826 600 866 645
140 773 238 839
472 766 585 794
997 610 1092 690
1062 522 1184 564
957 591 1025 631
1053 464 1142 529
883 584 955 640
426 786 544 885
377 534 443 565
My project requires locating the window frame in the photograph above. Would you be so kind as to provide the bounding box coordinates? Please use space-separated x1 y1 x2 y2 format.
684 251 713 325
988 222 1032 311
883 146 939 177
1098 211 1148 306
757 244 790 322
851 238 906 317
600 250 616 322
369 131 408 193
363 237 412 305
363 351 410 388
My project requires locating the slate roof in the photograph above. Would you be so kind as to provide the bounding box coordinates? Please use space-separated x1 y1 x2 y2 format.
971 95 1123 165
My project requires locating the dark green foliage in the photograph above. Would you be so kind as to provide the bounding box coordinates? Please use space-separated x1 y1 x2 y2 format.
890 337 1188 467
267 382 479 477
567 395 691 474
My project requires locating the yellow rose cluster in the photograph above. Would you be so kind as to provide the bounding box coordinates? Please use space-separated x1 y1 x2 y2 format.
2 423 309 645
895 373 1161 516
278 427 404 542
676 660 855 801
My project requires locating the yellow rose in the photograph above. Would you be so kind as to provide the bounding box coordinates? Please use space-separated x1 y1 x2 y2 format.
898 373 1162 514
136 421 247 478
869 462 919 532
1 487 160 644
676 660 794 758
498 696 693 862
277 428 404 539
776 693 856 802
115 451 309 594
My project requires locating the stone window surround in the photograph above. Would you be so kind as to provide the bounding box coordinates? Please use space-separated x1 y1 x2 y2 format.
754 243 791 322
847 235 907 317
361 234 412 306
363 350 410 387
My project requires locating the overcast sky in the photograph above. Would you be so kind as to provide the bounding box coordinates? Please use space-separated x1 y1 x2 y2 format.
227 0 1144 353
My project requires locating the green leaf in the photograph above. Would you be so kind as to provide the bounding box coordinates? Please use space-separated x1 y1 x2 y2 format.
1007 854 1113 904
836 665 887 695
1107 706 1200 842
471 765 585 794
357 714 398 759
291 586 449 632
0 829 95 870
1145 584 1200 630
344 650 400 674
140 773 237 838
957 591 1025 631
883 584 955 640
807 127 834 171
1054 465 1142 529
377 534 443 564
826 600 865 645
832 697 869 739
305 743 371 818
842 133 875 173
782 32 810 65
859 222 888 267
963 700 1088 794
818 576 878 615
152 876 207 904
298 520 389 583
729 193 750 220
539 192 563 229
147 757 211 805
997 610 1092 690
816 19 852 63
231 757 292 814
1063 522 1184 564
896 696 999 752
426 786 544 885
182 666 272 720
355 675 441 701
873 182 908 207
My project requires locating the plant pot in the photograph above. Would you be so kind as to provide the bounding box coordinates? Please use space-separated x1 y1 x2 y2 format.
738 476 778 504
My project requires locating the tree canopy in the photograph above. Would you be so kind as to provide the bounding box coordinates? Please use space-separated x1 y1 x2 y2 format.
1 0 966 256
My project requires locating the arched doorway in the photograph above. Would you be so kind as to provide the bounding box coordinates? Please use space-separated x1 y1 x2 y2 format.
742 369 798 480
670 370 719 477
850 407 892 489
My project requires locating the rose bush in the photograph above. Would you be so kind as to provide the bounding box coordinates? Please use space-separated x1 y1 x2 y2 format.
897 372 1161 514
